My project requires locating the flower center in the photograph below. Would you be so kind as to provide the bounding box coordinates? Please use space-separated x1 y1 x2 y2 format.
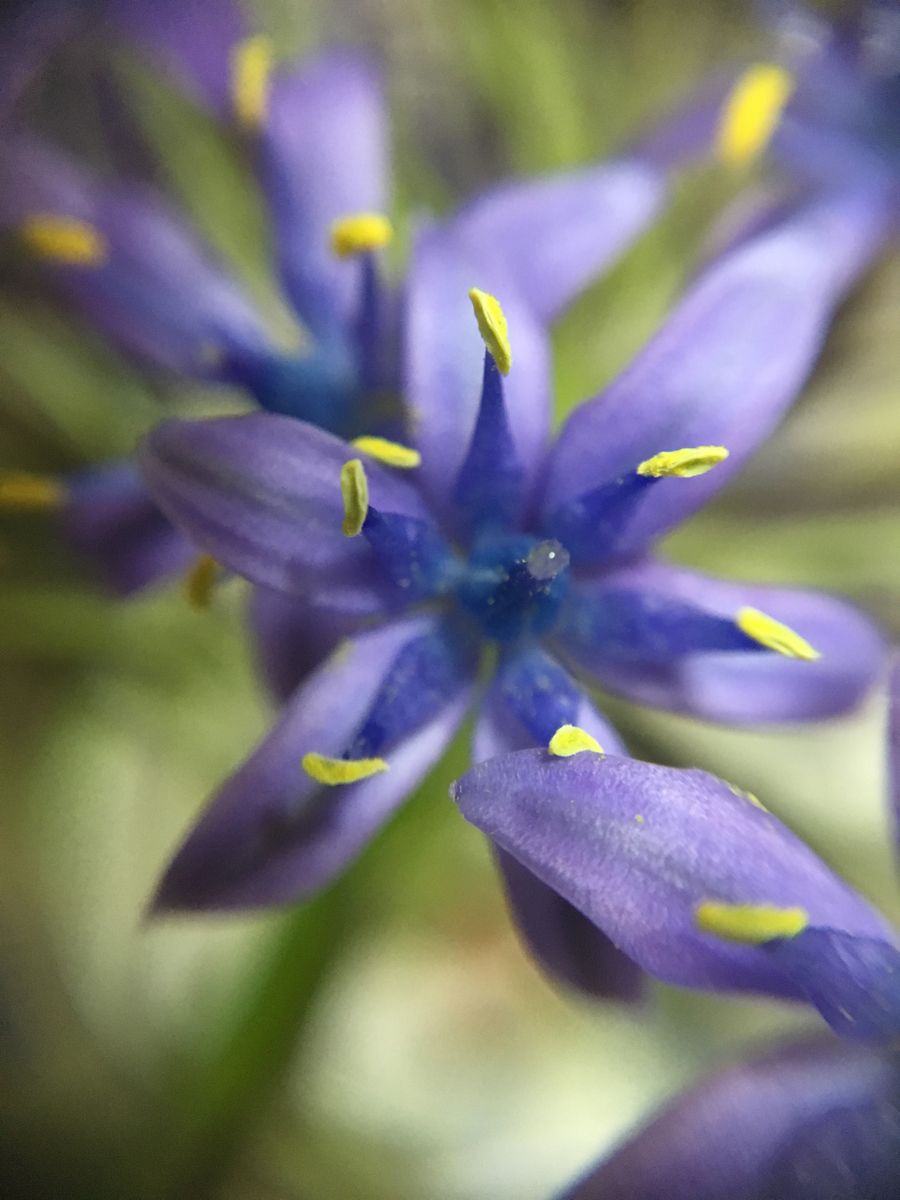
455 533 571 642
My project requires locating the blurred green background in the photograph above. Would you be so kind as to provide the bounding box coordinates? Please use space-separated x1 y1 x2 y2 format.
1 1 898 1197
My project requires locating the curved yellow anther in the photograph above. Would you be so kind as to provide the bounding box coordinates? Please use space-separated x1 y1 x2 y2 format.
330 213 393 259
232 34 272 129
340 458 369 536
351 436 421 469
302 752 389 785
548 724 605 757
717 63 795 168
737 607 820 661
184 553 219 610
636 446 729 478
469 287 512 375
695 901 808 944
20 216 106 265
0 469 65 510
727 782 768 812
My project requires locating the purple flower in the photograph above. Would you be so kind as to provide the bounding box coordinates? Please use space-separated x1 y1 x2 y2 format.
766 2 900 199
0 0 718 597
137 184 891 1017
557 1036 900 1198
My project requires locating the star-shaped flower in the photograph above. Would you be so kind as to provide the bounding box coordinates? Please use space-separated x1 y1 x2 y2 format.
138 182 891 1015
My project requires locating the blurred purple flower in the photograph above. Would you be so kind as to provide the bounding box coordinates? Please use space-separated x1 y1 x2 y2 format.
137 186 891 1015
768 1 900 201
557 1036 900 1197
1 0 717 596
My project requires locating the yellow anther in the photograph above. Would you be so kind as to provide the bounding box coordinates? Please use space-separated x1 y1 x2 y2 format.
20 216 106 265
548 724 605 757
737 607 820 661
330 213 393 259
636 446 729 478
232 34 272 129
302 752 389 785
727 781 768 812
468 287 512 375
695 901 808 944
340 458 369 537
351 436 421 469
716 63 795 168
0 470 65 510
184 553 219 610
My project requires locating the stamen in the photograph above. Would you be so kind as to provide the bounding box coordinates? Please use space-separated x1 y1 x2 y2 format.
302 752 389 785
548 724 605 757
736 607 820 661
351 436 421 469
184 554 218 610
0 469 65 510
636 446 729 478
716 63 795 167
468 287 512 375
20 216 106 265
727 781 768 811
330 213 393 259
340 459 369 537
232 34 272 129
695 901 808 943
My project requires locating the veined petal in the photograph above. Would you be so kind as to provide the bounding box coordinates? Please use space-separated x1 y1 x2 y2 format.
475 649 642 1001
451 750 895 1011
2 137 273 377
560 1038 900 1199
256 51 388 335
110 0 247 118
248 588 367 703
448 78 747 325
404 224 550 531
555 560 883 724
139 414 432 613
540 185 894 557
62 461 195 596
449 157 664 326
153 615 476 911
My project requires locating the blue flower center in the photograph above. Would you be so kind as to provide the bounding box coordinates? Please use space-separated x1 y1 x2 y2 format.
455 533 571 642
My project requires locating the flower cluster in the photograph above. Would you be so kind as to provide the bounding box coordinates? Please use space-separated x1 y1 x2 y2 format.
5 0 899 1106
0 0 719 601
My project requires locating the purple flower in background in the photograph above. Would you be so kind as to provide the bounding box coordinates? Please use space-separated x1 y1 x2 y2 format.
138 183 891 1011
556 1036 900 1198
763 1 900 201
0 0 724 596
